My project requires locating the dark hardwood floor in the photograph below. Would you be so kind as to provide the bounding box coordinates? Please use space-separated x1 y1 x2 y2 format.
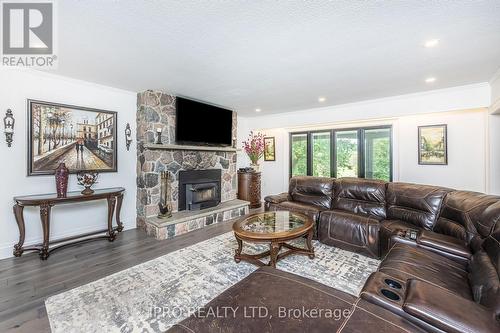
0 214 251 333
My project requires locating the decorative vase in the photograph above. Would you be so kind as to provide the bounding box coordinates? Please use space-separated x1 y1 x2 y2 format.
77 172 99 195
55 163 69 198
250 163 260 172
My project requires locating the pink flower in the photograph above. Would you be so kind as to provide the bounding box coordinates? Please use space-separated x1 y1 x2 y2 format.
242 131 265 164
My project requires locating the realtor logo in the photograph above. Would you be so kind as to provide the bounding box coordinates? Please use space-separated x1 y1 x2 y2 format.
1 1 57 67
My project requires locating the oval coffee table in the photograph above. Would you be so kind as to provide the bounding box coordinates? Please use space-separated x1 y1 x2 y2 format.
232 211 315 268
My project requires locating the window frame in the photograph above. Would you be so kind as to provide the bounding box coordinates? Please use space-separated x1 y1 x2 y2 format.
289 125 393 181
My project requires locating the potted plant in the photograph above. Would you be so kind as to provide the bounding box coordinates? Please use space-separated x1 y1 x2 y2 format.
242 131 264 171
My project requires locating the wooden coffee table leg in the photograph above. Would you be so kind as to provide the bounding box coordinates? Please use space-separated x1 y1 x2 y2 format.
234 236 243 263
306 229 315 259
270 242 280 268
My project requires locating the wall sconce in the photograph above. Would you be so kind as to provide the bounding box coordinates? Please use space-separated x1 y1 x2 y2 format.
125 123 132 151
3 109 15 147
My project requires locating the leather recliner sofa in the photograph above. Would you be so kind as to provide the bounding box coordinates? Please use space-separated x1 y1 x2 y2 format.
169 176 499 332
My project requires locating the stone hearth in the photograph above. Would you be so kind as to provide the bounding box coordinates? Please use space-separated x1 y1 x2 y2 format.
136 90 242 236
141 199 249 240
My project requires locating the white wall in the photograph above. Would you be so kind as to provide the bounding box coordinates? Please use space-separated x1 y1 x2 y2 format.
237 83 491 198
489 114 500 195
489 69 500 195
397 110 486 190
491 68 500 114
0 69 137 259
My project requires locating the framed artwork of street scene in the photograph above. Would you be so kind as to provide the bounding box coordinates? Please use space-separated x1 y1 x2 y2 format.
27 100 118 176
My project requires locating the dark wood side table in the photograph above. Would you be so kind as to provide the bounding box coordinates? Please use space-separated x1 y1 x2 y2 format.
13 187 125 260
237 171 261 208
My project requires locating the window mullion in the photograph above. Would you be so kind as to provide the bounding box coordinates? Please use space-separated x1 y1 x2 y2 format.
359 129 365 178
307 132 313 176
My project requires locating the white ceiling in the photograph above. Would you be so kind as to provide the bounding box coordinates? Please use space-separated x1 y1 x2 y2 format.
54 1 500 116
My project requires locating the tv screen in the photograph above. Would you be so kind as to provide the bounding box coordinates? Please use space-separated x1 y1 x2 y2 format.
176 97 233 146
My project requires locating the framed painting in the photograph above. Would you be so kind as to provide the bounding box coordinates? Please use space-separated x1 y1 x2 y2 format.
27 100 118 176
418 124 447 165
264 137 276 161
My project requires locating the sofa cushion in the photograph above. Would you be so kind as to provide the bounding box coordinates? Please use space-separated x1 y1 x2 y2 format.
386 182 450 230
470 228 500 317
378 243 472 300
319 210 380 258
434 191 500 246
332 177 387 219
288 176 334 210
266 201 324 223
403 279 500 333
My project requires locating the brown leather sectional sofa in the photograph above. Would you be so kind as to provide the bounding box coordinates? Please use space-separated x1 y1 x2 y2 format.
169 176 500 332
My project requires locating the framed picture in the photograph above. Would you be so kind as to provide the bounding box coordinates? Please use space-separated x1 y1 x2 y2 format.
27 100 118 176
418 124 447 165
264 137 276 161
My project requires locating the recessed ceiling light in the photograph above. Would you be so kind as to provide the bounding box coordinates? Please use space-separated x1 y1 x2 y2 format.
424 39 439 48
318 97 326 102
425 77 436 83
255 108 261 112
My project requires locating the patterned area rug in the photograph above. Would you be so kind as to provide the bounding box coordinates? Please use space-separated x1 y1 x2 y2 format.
45 232 379 333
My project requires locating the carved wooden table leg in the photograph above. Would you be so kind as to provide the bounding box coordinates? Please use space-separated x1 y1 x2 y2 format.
39 203 52 260
234 236 243 263
115 193 124 232
306 228 315 259
13 204 25 257
107 196 117 241
269 242 280 268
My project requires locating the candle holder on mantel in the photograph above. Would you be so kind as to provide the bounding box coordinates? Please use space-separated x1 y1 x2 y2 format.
158 171 173 218
155 127 163 145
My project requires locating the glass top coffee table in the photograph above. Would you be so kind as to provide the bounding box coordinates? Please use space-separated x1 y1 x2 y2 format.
232 211 315 268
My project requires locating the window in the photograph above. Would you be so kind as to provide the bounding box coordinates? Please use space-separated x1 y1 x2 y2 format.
312 132 331 177
364 128 391 181
335 130 358 178
290 133 308 177
289 126 392 181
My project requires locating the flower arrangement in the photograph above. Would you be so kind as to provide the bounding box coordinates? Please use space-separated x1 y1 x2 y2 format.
242 131 265 166
77 171 99 195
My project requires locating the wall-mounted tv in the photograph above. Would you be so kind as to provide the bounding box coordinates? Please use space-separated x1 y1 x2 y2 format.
176 97 233 146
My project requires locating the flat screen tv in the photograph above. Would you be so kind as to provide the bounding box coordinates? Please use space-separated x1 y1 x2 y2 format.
176 97 233 146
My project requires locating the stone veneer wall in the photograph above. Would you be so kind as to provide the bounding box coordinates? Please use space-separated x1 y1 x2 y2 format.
136 90 238 228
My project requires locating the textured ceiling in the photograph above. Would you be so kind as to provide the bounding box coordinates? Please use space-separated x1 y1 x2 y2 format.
53 0 500 116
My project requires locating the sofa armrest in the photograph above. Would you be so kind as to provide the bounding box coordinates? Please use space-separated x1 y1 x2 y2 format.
264 192 290 204
403 279 499 333
417 230 471 264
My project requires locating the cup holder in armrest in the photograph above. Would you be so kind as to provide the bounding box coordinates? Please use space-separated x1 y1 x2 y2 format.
384 279 402 289
381 289 400 301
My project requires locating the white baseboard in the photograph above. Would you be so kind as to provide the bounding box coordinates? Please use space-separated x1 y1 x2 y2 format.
0 220 136 260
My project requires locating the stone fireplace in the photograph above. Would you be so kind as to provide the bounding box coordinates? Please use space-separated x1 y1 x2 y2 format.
136 90 249 240
179 169 221 211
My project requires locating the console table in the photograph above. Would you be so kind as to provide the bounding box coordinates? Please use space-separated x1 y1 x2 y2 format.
12 187 125 260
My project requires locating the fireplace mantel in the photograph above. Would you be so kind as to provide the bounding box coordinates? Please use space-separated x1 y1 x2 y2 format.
143 143 239 152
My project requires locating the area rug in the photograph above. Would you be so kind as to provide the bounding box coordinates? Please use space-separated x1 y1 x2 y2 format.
45 232 380 333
